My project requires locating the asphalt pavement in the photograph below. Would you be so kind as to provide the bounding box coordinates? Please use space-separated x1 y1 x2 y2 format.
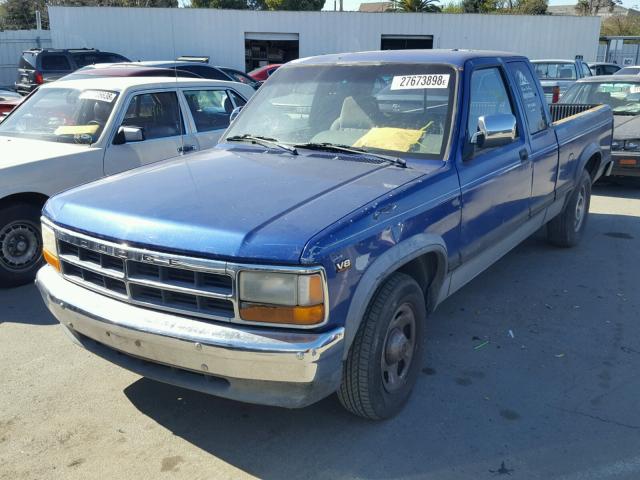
1 181 639 480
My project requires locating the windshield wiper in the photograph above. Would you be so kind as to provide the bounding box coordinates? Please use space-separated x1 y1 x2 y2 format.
294 142 407 168
225 134 298 155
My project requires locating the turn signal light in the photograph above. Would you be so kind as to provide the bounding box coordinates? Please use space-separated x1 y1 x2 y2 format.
552 86 560 104
240 303 325 326
43 249 60 272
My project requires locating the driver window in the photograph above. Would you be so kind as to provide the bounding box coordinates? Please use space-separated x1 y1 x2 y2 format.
121 92 184 141
468 67 516 143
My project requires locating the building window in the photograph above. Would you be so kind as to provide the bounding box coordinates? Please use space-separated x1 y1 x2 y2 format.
381 35 433 50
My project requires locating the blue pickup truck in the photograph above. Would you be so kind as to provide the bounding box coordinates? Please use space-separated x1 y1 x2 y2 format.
36 50 613 419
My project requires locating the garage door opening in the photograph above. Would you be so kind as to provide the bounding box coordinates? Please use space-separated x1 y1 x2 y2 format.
381 35 433 50
245 32 299 72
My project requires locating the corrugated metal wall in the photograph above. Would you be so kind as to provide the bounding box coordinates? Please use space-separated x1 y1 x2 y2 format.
48 7 601 71
0 30 52 88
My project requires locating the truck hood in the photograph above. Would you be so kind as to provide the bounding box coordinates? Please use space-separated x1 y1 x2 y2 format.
613 115 640 140
44 147 427 263
0 136 91 168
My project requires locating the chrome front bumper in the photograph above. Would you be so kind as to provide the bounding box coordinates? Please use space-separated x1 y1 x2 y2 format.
36 266 345 408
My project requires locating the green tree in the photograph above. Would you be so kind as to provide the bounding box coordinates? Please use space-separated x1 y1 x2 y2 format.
462 0 497 12
191 0 252 7
516 0 546 13
575 0 620 15
601 14 640 35
389 0 442 12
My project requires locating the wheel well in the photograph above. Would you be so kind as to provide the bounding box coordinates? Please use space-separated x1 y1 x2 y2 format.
584 154 601 182
0 192 49 211
396 251 441 311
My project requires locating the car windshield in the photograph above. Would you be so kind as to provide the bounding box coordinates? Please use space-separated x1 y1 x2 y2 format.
615 67 640 75
0 87 118 144
533 62 577 80
562 81 640 115
223 63 456 159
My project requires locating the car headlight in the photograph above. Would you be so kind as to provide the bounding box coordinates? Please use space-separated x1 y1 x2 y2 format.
625 140 640 151
612 140 622 151
41 221 60 272
239 271 325 326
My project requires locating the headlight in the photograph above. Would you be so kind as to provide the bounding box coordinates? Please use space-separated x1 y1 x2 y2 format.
41 221 60 272
612 140 622 151
239 271 325 326
625 140 640 151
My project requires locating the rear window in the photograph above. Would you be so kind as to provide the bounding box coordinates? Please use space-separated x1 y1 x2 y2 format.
182 65 228 80
41 54 71 71
19 53 37 70
533 63 577 80
616 67 640 76
72 52 129 68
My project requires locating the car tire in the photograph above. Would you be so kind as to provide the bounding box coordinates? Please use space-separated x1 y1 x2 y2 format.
338 272 426 420
0 203 44 288
547 169 592 248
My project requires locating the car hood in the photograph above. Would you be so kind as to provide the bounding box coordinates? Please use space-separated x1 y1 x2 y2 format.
44 147 428 263
613 115 640 140
0 136 91 168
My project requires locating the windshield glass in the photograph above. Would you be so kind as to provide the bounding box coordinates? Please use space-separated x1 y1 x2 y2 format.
561 81 640 115
0 87 118 144
533 62 577 80
223 63 456 159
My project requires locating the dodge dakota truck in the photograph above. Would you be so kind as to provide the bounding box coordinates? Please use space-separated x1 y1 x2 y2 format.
36 50 613 419
0 76 253 287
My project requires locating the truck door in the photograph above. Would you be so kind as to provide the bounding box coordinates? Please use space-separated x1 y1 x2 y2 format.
506 61 558 215
103 90 186 175
456 61 533 262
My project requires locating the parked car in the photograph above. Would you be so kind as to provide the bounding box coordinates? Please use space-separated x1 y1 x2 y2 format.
532 57 593 103
128 60 261 90
0 76 253 286
614 66 640 76
60 64 202 80
588 62 621 76
14 48 130 95
561 74 640 178
0 90 23 119
36 50 612 419
248 63 282 81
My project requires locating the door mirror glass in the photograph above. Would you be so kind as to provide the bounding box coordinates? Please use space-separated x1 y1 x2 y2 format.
471 114 516 149
114 126 144 144
230 106 243 122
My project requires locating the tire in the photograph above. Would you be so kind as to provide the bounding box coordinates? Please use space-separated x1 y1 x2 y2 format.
0 203 44 288
338 272 426 420
547 169 592 248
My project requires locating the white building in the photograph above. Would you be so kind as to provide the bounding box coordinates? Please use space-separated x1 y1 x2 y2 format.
47 7 601 72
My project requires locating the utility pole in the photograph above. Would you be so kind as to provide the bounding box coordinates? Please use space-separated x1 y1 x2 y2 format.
339 0 343 10
36 10 42 31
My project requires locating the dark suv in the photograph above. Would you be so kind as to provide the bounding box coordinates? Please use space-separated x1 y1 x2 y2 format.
14 48 130 95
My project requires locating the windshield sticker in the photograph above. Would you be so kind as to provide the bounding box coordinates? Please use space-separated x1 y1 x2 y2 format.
79 90 117 103
54 125 100 136
391 74 450 90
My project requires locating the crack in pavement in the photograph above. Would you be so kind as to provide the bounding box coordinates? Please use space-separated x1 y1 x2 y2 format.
551 405 640 431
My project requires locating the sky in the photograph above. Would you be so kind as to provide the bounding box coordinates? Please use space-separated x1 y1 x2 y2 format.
321 0 640 11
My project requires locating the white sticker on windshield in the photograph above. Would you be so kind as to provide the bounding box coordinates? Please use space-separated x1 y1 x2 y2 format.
79 90 117 103
391 74 450 90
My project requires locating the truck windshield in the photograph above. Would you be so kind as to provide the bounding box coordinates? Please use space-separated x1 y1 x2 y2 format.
0 87 118 144
533 62 577 80
562 81 640 115
223 63 456 159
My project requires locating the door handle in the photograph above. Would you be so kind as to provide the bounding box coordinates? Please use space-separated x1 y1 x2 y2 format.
178 145 196 154
519 149 529 162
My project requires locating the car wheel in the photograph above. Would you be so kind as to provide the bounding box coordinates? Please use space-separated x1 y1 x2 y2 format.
0 203 43 288
547 169 592 248
338 272 426 420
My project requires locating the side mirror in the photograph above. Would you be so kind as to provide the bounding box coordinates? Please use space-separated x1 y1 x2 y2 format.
230 106 243 123
470 114 516 149
113 126 144 145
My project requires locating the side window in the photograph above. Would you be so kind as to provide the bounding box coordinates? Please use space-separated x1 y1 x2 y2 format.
184 90 233 132
184 65 228 81
229 90 246 107
605 65 620 75
121 91 183 140
41 54 71 71
581 63 592 77
507 62 547 135
467 67 516 143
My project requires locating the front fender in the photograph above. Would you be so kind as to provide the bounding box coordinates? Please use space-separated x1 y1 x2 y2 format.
341 233 448 359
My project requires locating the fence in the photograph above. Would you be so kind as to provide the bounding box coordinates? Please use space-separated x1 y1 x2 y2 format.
0 30 52 88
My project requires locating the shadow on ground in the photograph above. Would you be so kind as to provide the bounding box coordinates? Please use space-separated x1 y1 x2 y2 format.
0 282 55 325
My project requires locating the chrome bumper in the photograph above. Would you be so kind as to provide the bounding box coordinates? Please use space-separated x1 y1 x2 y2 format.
36 266 345 408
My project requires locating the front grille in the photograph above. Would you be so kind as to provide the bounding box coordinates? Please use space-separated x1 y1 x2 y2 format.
57 236 235 322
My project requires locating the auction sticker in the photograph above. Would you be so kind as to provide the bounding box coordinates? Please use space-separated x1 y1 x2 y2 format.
80 90 117 103
391 74 450 90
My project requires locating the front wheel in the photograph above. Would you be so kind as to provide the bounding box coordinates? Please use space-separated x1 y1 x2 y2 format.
547 169 592 248
338 272 426 420
0 204 44 288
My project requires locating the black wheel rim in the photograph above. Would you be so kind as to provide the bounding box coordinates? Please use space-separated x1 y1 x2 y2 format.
381 302 416 393
0 221 42 272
